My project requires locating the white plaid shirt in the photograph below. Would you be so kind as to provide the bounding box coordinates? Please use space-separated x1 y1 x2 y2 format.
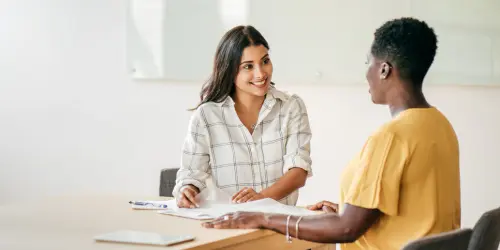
173 86 313 205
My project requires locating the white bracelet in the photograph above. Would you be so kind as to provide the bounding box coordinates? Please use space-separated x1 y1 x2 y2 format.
295 216 303 240
285 215 292 243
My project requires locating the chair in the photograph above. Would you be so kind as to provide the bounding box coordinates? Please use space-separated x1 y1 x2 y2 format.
468 206 500 250
402 228 473 250
159 168 179 197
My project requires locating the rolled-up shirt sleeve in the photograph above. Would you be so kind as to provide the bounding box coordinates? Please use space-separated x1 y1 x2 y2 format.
172 109 211 199
282 95 313 176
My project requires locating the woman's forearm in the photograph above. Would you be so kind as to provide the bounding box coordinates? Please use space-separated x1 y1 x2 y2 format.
260 168 307 201
259 204 381 244
203 203 379 244
262 213 355 244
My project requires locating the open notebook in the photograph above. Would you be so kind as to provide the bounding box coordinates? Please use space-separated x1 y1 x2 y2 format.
157 198 318 220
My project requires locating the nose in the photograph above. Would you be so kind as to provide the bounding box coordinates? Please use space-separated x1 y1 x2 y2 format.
253 65 266 81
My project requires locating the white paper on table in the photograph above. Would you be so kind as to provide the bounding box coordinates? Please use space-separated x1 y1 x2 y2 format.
195 186 233 206
158 197 318 220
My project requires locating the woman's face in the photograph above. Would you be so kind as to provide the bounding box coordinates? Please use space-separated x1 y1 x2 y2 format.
234 45 273 98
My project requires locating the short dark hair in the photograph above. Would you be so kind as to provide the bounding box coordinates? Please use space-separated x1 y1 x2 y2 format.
193 25 270 109
371 17 437 88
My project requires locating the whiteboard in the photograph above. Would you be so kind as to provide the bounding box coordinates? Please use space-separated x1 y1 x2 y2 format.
126 0 500 86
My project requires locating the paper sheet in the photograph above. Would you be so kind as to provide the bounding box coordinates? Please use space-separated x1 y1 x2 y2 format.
158 198 318 220
130 188 319 220
129 186 230 210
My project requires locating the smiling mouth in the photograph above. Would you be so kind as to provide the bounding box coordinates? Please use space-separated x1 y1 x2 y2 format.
250 78 267 87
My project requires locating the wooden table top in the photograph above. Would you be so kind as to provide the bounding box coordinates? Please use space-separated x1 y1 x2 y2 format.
0 195 325 250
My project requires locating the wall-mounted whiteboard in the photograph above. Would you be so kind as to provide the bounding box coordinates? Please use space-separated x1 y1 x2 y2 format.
126 0 500 86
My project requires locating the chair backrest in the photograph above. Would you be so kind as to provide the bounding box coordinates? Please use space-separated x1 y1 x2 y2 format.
468 206 500 250
402 228 473 250
159 168 179 197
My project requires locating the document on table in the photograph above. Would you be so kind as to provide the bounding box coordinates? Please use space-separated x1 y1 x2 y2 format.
157 198 319 220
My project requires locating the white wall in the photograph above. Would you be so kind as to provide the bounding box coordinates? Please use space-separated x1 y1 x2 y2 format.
1 0 499 231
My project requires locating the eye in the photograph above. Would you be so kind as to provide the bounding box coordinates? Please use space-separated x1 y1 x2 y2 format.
243 64 253 70
263 58 270 64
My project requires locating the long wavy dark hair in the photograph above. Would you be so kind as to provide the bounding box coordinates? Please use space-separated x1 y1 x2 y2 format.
192 25 271 110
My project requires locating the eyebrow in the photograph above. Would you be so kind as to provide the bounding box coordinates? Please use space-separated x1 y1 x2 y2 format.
240 54 269 65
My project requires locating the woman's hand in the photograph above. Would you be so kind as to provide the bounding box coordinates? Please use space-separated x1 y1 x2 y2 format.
231 187 265 203
202 212 267 229
307 200 339 213
177 185 200 208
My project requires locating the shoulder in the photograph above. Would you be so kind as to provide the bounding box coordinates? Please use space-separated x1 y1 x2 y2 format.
364 117 416 154
358 127 409 164
270 87 308 111
191 101 225 119
188 103 214 127
188 100 232 131
196 101 223 112
374 121 399 136
366 122 404 149
379 107 451 139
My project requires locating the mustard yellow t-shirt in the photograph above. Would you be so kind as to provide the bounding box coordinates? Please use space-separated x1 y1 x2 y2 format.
339 107 461 250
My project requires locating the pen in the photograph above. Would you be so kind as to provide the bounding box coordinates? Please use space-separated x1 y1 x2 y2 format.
129 201 168 209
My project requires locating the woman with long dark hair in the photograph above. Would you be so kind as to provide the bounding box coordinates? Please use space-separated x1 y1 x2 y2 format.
173 26 313 208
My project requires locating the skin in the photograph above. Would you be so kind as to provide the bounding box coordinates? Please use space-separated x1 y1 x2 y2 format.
306 200 339 213
201 203 380 243
365 53 430 116
200 48 433 244
177 185 200 208
233 44 272 136
178 45 308 208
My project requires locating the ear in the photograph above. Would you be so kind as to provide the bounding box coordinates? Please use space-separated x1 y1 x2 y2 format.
379 62 392 80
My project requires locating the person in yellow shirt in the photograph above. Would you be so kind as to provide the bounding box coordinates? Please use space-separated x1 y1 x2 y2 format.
201 17 461 250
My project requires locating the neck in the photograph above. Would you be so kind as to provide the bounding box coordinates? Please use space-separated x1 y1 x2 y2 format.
233 91 265 114
387 84 430 117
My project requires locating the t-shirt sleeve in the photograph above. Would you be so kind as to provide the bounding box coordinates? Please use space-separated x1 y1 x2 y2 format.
344 131 408 216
